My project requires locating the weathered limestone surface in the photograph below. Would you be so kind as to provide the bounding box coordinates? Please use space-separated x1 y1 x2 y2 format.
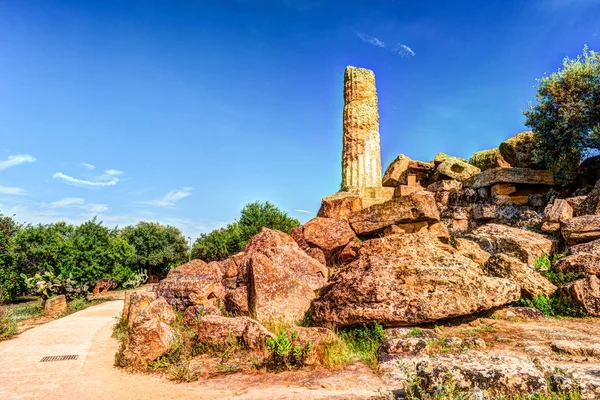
484 254 557 298
467 223 555 266
44 295 67 316
499 131 538 168
311 233 520 327
348 191 440 235
466 167 556 189
469 148 510 171
341 66 382 190
562 215 600 245
317 192 363 221
541 199 573 233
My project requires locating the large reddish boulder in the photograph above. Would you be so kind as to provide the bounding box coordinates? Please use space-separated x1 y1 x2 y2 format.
156 259 225 311
302 217 355 252
243 228 327 291
348 191 440 235
242 228 328 324
124 290 158 328
560 275 600 316
123 297 177 365
561 215 600 245
317 192 363 221
124 319 176 365
311 233 520 328
246 252 317 324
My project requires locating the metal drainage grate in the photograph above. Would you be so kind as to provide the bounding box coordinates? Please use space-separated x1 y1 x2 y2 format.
40 355 78 362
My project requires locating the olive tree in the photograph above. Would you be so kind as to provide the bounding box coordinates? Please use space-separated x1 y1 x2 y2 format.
525 46 600 175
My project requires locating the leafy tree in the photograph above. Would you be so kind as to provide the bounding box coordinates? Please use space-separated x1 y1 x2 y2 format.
120 222 188 278
0 213 21 303
524 46 600 175
65 218 131 283
192 201 300 262
12 222 74 279
192 222 243 262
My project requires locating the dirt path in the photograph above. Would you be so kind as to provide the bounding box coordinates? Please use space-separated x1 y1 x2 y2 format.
0 300 386 400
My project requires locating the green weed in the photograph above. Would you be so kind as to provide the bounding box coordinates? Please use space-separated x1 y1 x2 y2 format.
517 294 587 318
266 330 312 370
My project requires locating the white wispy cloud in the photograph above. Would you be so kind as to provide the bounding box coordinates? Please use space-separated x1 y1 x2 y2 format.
104 169 123 176
142 187 193 207
50 197 108 213
394 44 416 57
50 197 86 207
355 31 415 57
356 32 385 48
0 154 36 171
294 209 315 214
81 163 96 170
52 172 120 187
0 185 25 195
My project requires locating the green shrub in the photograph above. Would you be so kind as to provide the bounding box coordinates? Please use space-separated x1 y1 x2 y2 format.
533 253 578 287
0 308 18 340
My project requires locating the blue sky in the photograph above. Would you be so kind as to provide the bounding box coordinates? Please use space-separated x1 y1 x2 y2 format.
1 0 599 239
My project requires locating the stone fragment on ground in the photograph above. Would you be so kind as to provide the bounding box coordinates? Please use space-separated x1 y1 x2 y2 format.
484 253 557 297
542 199 573 233
560 275 600 316
195 315 274 350
562 215 600 245
493 307 545 321
123 296 178 365
467 223 555 266
44 294 67 316
416 352 547 395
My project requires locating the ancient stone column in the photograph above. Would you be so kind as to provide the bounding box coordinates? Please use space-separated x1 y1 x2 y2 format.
341 66 382 191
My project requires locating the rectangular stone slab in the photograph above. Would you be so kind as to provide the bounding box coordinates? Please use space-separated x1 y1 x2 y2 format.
465 167 556 189
349 192 440 235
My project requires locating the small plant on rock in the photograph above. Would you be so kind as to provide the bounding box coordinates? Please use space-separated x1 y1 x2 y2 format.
266 330 312 370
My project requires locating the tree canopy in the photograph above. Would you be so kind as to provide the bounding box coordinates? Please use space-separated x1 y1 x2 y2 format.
120 222 188 278
0 215 189 303
525 46 600 175
192 201 300 262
